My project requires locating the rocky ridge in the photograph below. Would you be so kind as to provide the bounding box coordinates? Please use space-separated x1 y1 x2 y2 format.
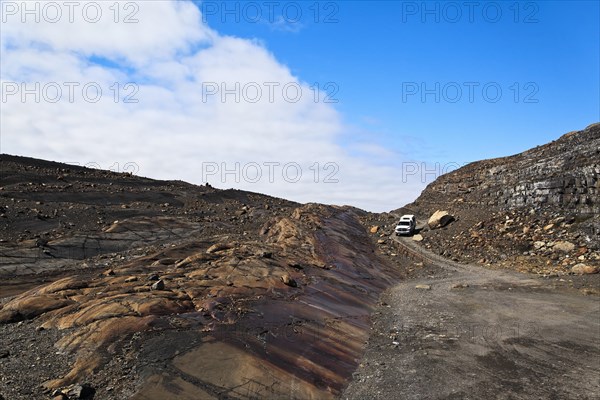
0 154 406 399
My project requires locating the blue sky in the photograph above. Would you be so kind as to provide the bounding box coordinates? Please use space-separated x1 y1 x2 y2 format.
1 1 599 211
200 0 599 162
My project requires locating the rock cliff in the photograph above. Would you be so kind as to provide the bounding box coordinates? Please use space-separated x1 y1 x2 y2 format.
417 122 599 214
397 123 600 274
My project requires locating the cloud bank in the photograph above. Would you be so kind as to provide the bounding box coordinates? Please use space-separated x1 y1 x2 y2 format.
1 0 427 212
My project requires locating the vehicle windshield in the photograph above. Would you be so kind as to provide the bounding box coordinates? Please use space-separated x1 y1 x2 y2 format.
398 221 410 226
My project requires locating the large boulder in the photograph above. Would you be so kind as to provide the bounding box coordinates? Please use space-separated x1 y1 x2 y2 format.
571 264 599 275
428 210 455 230
553 241 576 253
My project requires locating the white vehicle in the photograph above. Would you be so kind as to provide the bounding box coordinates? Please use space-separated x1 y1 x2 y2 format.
395 215 416 236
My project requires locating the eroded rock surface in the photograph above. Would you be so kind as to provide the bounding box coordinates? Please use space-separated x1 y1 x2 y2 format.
2 124 598 399
0 155 403 399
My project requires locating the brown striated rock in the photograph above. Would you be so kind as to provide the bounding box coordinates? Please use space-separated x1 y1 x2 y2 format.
131 298 192 316
54 300 134 329
37 277 89 294
43 316 158 389
175 252 214 268
206 243 233 254
0 295 74 322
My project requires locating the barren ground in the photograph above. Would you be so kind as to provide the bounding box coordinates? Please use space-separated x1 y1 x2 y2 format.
1 155 598 399
343 234 600 399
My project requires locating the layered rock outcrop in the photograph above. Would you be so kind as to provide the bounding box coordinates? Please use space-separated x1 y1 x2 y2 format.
397 123 600 274
415 123 599 215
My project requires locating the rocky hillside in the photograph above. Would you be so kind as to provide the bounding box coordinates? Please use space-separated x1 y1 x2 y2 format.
395 123 600 275
1 124 598 399
0 155 408 400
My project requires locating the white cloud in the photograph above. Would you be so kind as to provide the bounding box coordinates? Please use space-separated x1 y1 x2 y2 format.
1 0 213 65
0 0 427 212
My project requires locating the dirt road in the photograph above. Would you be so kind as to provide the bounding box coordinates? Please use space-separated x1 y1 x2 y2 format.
342 236 600 399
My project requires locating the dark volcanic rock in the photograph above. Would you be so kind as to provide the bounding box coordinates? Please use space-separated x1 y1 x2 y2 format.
150 279 165 290
413 123 599 214
0 154 404 400
64 383 95 399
